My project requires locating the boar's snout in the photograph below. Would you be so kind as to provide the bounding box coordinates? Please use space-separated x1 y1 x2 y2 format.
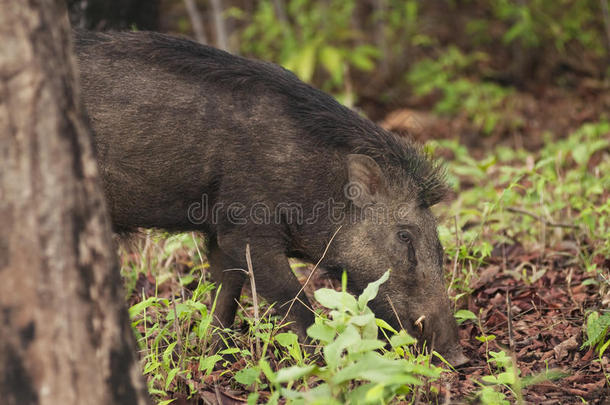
420 306 469 367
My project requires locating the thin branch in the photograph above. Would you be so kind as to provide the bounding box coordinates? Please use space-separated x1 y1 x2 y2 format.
210 0 229 51
601 0 610 58
191 232 206 280
245 244 261 359
506 207 579 229
183 0 208 44
506 290 515 352
272 0 288 24
280 226 343 324
386 295 405 332
447 215 460 297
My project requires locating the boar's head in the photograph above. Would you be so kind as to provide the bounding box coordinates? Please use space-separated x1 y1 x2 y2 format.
326 152 468 367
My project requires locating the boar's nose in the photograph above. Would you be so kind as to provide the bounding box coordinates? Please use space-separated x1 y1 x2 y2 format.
418 311 469 368
443 347 470 368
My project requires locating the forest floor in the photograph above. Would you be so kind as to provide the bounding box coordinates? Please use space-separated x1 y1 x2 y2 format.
122 83 609 404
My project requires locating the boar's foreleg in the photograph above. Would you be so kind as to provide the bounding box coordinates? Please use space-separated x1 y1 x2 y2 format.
207 242 248 331
211 234 315 343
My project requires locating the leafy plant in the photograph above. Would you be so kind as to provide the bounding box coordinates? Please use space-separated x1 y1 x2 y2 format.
233 0 379 104
477 350 566 404
233 271 443 404
407 46 514 134
582 311 610 355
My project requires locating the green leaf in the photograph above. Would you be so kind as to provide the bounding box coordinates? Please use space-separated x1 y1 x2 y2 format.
390 331 417 348
358 270 390 309
162 341 177 367
219 347 240 355
247 393 259 405
129 296 158 318
319 45 343 84
348 339 386 354
350 313 376 327
599 339 610 358
258 359 276 384
476 334 496 343
478 386 509 404
583 311 610 349
364 383 387 403
284 42 317 82
376 318 398 334
275 365 316 383
307 320 336 343
454 309 477 324
234 367 260 386
324 325 361 368
314 288 358 312
275 332 299 348
165 367 180 390
198 354 222 374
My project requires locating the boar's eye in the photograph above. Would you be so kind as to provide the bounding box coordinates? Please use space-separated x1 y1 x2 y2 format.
397 230 417 265
397 230 412 244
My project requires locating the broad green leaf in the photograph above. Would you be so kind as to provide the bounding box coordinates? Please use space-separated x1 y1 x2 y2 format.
358 270 390 309
275 365 316 383
275 332 299 348
454 309 477 324
390 331 417 348
165 367 180 390
350 313 375 327
198 354 222 374
314 288 358 312
234 367 260 386
307 320 336 343
324 325 360 368
348 339 385 354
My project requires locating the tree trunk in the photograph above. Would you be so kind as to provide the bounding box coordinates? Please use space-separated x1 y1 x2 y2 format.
0 1 150 405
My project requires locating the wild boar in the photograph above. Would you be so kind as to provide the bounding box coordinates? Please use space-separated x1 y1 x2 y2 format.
74 30 468 366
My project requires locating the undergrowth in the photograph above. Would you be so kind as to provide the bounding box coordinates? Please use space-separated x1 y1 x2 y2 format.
120 121 609 404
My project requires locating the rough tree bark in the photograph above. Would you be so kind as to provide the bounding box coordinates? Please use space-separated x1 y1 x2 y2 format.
0 1 150 405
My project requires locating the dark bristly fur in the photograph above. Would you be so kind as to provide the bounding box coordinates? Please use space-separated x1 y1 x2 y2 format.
74 30 448 208
75 30 467 366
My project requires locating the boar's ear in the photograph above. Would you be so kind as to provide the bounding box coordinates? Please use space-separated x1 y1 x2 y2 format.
346 154 388 208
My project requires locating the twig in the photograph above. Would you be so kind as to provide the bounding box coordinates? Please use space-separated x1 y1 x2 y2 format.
601 0 610 59
506 207 579 229
272 0 288 23
183 0 208 44
191 232 206 279
210 0 229 51
245 244 261 359
214 384 223 405
280 226 343 324
566 267 582 313
448 215 460 297
443 382 452 405
386 295 405 332
506 290 515 352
